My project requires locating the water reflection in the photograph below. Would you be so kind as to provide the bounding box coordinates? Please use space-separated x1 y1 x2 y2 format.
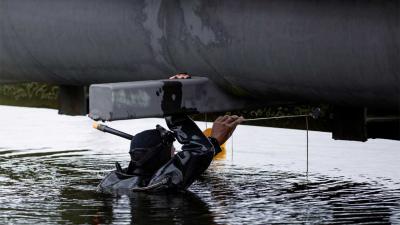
1 148 400 224
59 188 216 225
1 106 400 224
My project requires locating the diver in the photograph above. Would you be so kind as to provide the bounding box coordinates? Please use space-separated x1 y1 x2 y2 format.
98 114 243 193
97 73 243 192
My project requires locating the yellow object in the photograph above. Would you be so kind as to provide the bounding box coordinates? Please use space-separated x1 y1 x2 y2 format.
92 122 99 129
203 128 226 160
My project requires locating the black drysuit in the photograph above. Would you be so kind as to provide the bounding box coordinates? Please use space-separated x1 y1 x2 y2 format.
98 115 221 193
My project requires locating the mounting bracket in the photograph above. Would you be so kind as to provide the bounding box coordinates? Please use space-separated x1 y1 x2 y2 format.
89 77 251 121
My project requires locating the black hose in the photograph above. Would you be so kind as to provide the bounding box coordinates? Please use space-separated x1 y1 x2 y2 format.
93 123 133 140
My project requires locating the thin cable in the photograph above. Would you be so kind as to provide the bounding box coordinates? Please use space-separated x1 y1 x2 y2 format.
205 113 208 129
304 116 310 222
243 113 311 177
237 112 315 171
306 116 309 178
231 134 234 161
243 114 309 121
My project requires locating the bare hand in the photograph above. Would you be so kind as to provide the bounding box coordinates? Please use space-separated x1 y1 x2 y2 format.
211 115 244 145
169 73 191 79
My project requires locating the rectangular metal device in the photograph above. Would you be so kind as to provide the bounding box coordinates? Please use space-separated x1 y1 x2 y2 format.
89 77 249 121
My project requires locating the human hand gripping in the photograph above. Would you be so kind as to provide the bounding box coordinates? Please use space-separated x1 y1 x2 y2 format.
211 115 244 145
169 73 191 79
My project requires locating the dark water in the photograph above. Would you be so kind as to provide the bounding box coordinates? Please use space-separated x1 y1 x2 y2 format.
1 106 400 224
1 149 399 224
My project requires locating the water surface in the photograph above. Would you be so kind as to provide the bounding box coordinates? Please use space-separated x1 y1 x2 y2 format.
1 106 400 224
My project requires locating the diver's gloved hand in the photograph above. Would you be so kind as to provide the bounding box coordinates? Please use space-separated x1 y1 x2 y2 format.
211 115 244 145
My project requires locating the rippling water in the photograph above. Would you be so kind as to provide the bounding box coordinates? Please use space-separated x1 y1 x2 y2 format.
1 106 400 224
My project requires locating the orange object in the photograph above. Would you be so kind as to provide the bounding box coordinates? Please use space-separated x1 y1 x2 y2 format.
92 122 99 129
203 128 226 160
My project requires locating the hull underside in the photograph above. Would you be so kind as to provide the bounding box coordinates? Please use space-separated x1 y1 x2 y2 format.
0 0 399 110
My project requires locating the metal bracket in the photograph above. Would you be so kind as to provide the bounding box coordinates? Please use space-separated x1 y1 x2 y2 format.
58 85 88 116
332 107 367 142
89 77 250 121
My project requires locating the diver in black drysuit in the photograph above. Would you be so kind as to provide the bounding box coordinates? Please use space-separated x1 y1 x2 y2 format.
98 114 243 193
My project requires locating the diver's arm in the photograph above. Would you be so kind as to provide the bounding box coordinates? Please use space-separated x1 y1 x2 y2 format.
166 114 214 149
147 115 217 190
167 114 222 155
208 136 222 156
